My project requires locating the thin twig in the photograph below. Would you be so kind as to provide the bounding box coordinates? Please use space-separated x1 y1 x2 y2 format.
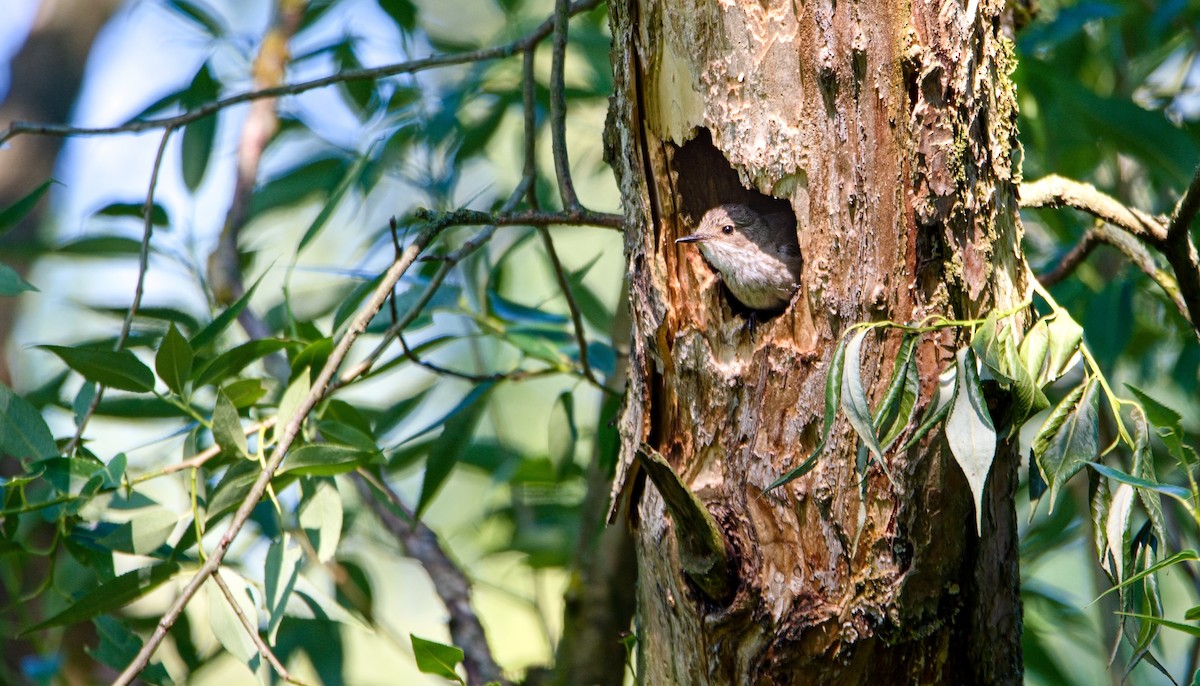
211 571 312 686
1021 175 1166 243
549 0 580 210
113 220 442 685
521 48 540 208
351 470 506 686
537 227 598 384
64 125 174 456
413 207 622 230
396 331 558 384
1168 163 1200 243
130 418 277 484
0 0 606 147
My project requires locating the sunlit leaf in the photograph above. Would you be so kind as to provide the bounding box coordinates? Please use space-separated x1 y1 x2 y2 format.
1033 379 1098 510
156 324 193 396
206 568 259 668
212 390 248 459
299 479 342 563
840 329 884 460
265 535 301 645
281 444 374 477
410 635 465 683
946 347 997 536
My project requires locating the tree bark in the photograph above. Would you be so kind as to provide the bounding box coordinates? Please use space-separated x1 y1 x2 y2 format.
607 0 1027 683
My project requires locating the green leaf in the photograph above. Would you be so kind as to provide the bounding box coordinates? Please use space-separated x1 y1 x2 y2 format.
192 339 292 388
155 324 193 396
766 335 847 491
0 382 58 459
0 263 37 296
416 383 495 517
56 235 143 256
299 479 342 563
1115 612 1200 639
39 346 155 393
206 569 260 668
165 0 228 36
946 347 997 536
410 635 465 683
222 378 267 408
1129 405 1167 548
874 335 920 451
1127 385 1198 471
281 444 373 477
94 504 179 555
265 535 301 645
1018 317 1050 384
297 152 371 253
376 0 418 31
180 63 219 192
190 272 266 352
1086 461 1192 502
840 329 884 460
1033 380 1099 510
1041 310 1083 385
548 391 577 470
212 390 248 459
88 616 171 685
0 180 53 237
94 201 170 227
205 459 261 522
21 563 181 633
900 360 958 452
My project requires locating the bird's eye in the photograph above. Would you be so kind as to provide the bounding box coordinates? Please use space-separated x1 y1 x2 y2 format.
722 225 734 235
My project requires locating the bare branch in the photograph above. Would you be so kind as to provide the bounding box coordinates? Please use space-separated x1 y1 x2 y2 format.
113 220 443 685
413 207 622 230
65 125 174 455
538 227 599 385
0 0 606 146
130 418 278 484
1168 163 1200 243
549 0 580 210
1036 225 1099 287
352 470 505 685
211 571 312 686
1021 174 1166 244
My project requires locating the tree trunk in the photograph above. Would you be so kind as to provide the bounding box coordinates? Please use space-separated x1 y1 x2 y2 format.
607 0 1027 683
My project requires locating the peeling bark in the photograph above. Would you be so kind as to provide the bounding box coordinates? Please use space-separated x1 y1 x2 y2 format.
608 0 1027 683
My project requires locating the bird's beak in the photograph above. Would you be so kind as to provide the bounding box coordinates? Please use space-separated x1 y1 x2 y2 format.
675 234 707 243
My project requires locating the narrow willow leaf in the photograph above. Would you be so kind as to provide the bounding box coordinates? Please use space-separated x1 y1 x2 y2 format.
281 444 375 477
1130 407 1167 546
1127 384 1198 471
40 346 155 393
547 391 577 470
206 569 260 668
900 362 958 452
88 616 171 685
276 372 312 437
775 331 851 481
212 390 248 459
192 339 292 388
1042 311 1083 384
970 310 1006 376
840 329 884 459
0 263 37 296
1089 470 1112 579
265 535 301 645
155 323 193 396
1018 318 1050 384
94 505 179 555
410 635 465 683
1186 606 1200 622
873 335 917 445
0 180 53 237
22 563 181 633
1092 551 1200 604
179 63 219 192
1033 380 1098 510
1105 484 1135 583
946 347 997 536
0 381 58 459
297 152 371 252
1087 461 1191 502
299 479 342 563
416 384 495 517
1116 613 1200 639
190 272 266 352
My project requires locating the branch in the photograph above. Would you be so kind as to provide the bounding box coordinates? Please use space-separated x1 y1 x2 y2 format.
113 220 443 685
1021 174 1166 243
1038 221 1190 323
351 470 505 686
537 227 598 385
65 125 174 455
412 207 622 230
549 0 580 210
0 0 606 146
1168 163 1200 243
211 571 312 686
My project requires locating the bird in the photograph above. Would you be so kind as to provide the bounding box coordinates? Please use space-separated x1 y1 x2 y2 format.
676 203 803 311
